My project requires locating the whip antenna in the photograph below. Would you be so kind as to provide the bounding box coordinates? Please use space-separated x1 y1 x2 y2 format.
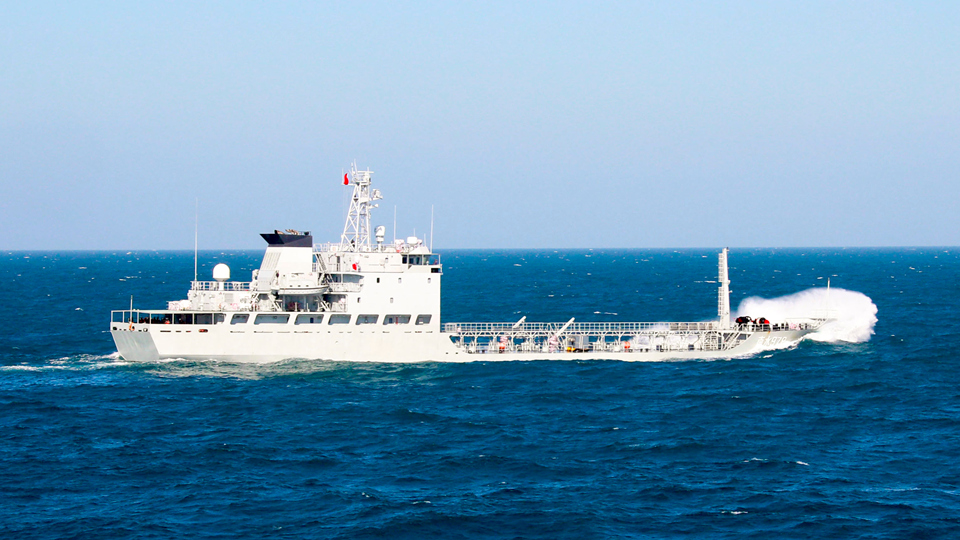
194 198 198 283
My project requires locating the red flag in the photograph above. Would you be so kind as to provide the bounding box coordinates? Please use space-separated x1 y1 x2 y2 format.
343 173 349 185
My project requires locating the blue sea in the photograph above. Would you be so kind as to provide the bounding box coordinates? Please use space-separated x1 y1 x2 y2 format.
2 248 959 539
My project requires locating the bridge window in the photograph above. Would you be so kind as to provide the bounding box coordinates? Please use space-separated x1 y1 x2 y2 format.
255 314 289 325
415 315 432 325
231 314 249 325
356 314 379 325
195 313 213 325
174 313 194 325
383 315 411 325
151 313 171 324
329 314 351 325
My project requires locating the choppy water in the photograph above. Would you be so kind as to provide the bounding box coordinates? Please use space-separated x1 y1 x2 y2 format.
2 248 959 538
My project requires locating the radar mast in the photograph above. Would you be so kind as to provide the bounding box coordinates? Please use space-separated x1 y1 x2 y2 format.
339 163 382 252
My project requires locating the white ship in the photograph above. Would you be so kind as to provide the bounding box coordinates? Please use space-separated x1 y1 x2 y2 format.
111 165 825 363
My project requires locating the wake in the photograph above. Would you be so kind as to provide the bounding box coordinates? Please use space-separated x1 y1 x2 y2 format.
1 352 124 372
735 287 877 344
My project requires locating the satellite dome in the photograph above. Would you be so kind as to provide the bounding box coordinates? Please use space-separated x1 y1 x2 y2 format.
212 263 230 282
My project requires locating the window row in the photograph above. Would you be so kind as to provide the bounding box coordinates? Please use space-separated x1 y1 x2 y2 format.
230 313 432 326
131 313 226 325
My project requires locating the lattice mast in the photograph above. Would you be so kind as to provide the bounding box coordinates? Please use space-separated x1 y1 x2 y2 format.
339 163 382 251
718 248 731 329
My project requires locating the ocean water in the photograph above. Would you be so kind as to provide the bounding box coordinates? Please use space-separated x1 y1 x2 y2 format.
2 248 959 539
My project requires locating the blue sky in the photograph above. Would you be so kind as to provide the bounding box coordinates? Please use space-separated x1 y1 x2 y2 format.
2 1 958 249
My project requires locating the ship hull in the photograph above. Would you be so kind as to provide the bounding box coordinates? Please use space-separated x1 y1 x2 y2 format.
111 324 814 364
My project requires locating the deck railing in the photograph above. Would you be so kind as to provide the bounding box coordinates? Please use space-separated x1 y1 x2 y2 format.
443 320 820 336
443 321 719 335
328 282 362 293
191 281 251 291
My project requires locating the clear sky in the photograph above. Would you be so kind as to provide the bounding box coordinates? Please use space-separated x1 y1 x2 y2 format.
2 1 958 250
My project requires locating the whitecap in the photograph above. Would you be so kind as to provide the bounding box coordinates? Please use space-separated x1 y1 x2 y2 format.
736 287 877 343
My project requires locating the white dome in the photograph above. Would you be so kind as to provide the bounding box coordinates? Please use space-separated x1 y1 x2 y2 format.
212 263 231 282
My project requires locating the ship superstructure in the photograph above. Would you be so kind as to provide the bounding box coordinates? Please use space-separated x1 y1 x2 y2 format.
111 165 824 363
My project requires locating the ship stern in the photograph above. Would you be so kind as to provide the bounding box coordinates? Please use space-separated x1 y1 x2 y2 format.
111 327 161 362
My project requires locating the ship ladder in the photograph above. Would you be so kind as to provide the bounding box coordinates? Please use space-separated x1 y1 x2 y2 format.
717 331 742 351
315 254 330 283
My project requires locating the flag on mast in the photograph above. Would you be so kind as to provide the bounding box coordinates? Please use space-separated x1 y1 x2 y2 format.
343 173 349 185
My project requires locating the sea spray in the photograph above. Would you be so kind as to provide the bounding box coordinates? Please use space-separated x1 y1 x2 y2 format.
736 287 878 343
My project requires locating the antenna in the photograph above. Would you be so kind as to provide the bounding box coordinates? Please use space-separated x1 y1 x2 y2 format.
342 168 349 232
194 198 198 283
430 205 434 252
393 205 397 243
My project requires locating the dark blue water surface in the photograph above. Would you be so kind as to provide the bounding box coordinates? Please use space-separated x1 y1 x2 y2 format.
2 248 959 539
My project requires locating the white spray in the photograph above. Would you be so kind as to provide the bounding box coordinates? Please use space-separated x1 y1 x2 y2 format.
735 287 877 344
